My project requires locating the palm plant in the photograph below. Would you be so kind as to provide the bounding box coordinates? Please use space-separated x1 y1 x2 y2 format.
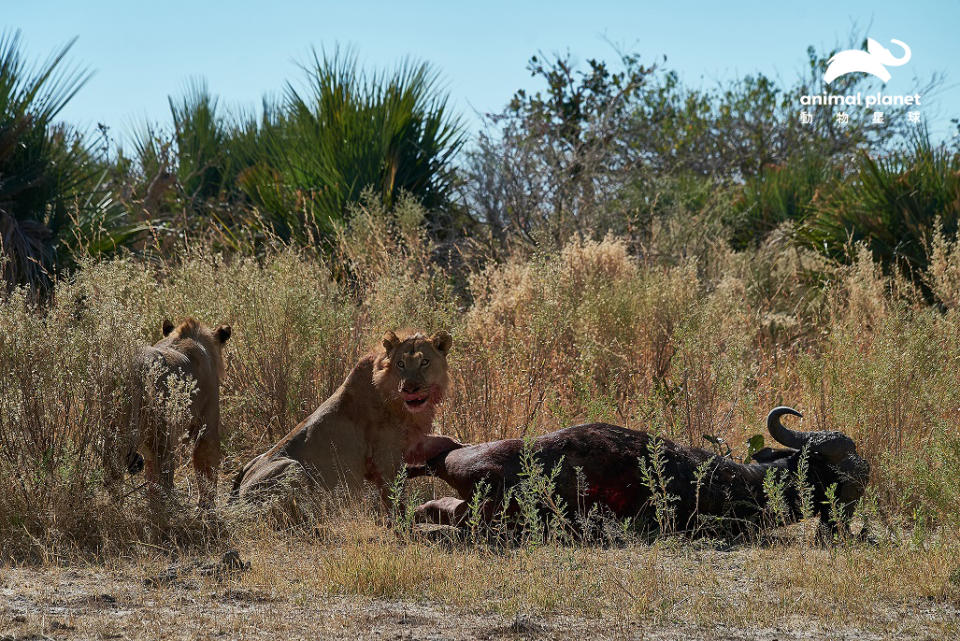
0 31 141 292
127 80 235 225
800 128 960 290
238 48 465 242
726 153 843 249
169 79 234 208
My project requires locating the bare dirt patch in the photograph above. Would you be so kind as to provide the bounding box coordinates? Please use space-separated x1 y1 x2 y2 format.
2 531 958 641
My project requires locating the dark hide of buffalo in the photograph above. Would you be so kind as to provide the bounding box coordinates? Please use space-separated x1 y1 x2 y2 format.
407 407 870 536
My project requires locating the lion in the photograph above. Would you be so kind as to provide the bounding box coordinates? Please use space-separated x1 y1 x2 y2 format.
230 330 462 505
132 317 231 509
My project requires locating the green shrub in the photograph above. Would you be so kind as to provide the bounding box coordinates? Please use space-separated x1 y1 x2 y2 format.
801 130 960 293
237 49 465 242
726 154 842 249
0 31 144 293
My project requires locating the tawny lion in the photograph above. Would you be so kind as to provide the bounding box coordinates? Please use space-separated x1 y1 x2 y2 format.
231 330 461 503
132 318 231 509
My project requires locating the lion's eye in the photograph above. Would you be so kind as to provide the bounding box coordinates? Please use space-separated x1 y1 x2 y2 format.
420 359 429 368
397 360 405 370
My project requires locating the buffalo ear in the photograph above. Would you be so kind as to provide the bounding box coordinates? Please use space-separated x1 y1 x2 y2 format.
430 330 452 356
162 319 175 336
216 325 232 344
382 330 400 354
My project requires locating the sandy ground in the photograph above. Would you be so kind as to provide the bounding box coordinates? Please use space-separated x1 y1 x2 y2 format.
2 543 957 641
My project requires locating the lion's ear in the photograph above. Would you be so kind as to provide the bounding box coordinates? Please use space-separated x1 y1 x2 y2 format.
162 319 175 336
382 330 400 354
216 325 232 344
430 330 452 356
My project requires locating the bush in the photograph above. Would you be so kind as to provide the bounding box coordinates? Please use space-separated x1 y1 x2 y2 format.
726 154 842 250
0 31 144 293
800 130 960 294
139 50 464 245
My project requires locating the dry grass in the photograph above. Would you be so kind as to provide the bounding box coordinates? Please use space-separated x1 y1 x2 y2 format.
2 513 959 639
2 197 960 636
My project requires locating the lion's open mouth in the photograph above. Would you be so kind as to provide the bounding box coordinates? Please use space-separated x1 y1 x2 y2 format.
402 390 432 413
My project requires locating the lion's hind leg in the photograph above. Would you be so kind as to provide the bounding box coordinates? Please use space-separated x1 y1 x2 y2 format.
192 428 221 510
230 456 307 502
229 455 327 525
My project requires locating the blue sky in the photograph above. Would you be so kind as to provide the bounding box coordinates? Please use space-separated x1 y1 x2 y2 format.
6 1 959 146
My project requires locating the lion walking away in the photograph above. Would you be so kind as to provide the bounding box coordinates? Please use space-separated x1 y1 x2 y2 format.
131 318 231 509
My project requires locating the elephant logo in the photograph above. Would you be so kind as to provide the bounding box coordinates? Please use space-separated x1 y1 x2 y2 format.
823 38 911 85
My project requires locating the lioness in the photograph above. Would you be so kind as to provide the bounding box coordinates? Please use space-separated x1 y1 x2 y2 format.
231 330 461 503
133 318 231 509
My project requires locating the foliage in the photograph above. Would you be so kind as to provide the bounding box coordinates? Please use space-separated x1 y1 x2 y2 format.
0 31 144 293
1 222 959 554
168 79 235 209
632 43 918 180
229 49 466 243
115 50 466 250
725 154 843 250
464 51 658 246
640 39 937 250
638 437 678 535
278 49 463 227
465 37 935 250
800 129 960 292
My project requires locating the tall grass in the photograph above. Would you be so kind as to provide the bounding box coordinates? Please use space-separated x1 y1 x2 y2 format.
1 195 958 558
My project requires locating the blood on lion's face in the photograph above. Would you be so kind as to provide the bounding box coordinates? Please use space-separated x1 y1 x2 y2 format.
377 330 452 414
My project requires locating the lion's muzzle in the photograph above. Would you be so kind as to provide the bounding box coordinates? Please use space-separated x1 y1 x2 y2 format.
402 389 432 412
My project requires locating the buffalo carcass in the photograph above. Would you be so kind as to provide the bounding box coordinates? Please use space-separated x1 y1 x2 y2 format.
407 407 870 536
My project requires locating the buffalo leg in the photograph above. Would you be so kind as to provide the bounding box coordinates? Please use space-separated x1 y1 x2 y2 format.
414 497 468 526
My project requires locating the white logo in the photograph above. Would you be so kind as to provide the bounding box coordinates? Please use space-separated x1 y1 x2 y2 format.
823 38 911 85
